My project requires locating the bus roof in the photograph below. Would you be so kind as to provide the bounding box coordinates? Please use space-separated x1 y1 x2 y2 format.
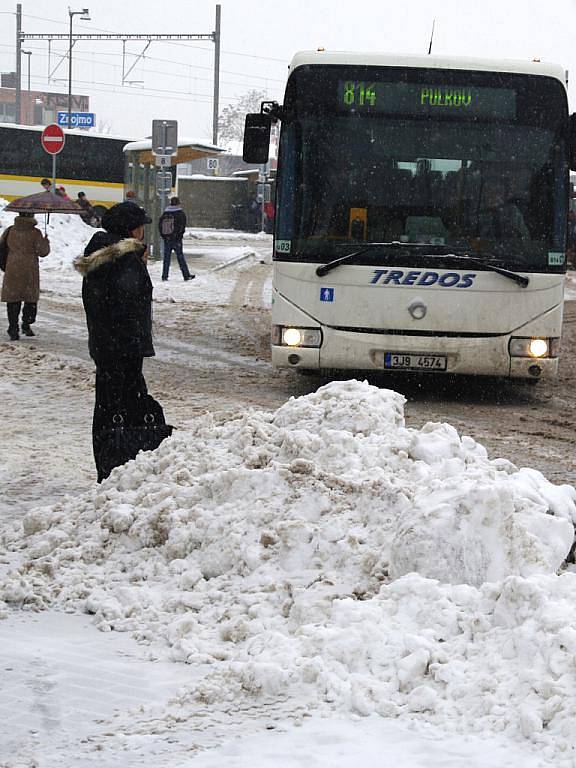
0 122 135 142
0 123 224 157
288 51 567 85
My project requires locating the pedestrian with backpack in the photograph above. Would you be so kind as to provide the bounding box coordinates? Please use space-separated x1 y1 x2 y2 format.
158 196 194 282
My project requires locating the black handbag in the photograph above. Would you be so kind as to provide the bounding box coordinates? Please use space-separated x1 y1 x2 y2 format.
95 395 173 481
0 227 11 272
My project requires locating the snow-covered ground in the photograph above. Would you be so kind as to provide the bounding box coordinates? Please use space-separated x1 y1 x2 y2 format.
1 211 576 767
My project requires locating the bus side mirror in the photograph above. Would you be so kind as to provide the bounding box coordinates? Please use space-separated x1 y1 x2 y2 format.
570 114 576 170
243 113 271 164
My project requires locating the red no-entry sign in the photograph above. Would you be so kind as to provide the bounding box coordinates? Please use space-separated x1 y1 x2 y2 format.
41 124 65 155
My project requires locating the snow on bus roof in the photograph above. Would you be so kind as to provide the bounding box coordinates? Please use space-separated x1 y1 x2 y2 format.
0 124 224 154
122 137 225 153
0 122 135 142
289 50 567 84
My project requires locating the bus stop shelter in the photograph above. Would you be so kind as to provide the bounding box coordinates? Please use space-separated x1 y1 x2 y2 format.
123 137 225 257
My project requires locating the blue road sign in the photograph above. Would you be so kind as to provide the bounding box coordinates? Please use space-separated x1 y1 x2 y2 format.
320 287 335 302
57 112 96 128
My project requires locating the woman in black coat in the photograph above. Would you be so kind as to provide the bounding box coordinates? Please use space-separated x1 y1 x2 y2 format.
74 202 169 482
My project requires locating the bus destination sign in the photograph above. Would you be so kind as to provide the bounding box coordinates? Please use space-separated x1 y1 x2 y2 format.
338 81 516 119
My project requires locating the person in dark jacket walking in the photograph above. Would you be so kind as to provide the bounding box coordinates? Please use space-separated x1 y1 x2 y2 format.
158 196 194 281
74 202 169 482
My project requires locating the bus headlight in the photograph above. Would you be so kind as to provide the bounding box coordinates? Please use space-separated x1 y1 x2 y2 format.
509 337 560 358
272 325 322 348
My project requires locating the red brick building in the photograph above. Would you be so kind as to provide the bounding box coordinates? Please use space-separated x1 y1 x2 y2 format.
0 75 89 125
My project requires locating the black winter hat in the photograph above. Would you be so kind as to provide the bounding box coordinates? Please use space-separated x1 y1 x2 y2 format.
101 202 152 236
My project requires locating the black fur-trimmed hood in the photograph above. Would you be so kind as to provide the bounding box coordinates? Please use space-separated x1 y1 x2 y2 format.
74 237 146 276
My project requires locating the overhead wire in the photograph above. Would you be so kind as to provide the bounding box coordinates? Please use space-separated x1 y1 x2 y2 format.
9 43 287 85
51 77 239 104
1 11 287 115
19 11 290 66
1 43 285 92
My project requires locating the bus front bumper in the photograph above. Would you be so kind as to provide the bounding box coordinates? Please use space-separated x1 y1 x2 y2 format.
272 326 559 380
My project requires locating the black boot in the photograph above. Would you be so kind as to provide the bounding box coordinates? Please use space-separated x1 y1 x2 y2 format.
21 303 37 336
7 302 20 340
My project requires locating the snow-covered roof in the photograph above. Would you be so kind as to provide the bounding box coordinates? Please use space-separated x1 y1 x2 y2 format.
232 169 261 177
289 50 567 85
123 137 225 153
179 174 247 182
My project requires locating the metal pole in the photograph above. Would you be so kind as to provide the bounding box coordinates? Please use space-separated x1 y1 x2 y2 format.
67 11 73 128
212 4 221 146
161 123 168 218
22 50 31 91
52 154 56 193
153 174 161 260
260 167 267 233
15 4 22 125
154 123 168 260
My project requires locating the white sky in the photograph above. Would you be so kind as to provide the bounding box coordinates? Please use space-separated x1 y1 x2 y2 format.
0 0 575 140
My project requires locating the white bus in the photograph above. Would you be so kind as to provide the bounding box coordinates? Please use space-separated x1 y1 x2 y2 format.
244 52 576 380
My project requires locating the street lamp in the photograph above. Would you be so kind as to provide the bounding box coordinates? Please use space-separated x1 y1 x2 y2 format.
67 7 90 129
21 50 32 92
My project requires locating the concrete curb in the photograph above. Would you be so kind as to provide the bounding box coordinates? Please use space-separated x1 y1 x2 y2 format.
210 248 258 272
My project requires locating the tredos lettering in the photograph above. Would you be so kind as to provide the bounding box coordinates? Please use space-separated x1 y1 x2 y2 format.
370 270 476 288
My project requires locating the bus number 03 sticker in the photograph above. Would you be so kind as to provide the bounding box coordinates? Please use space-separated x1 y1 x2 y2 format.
275 240 292 254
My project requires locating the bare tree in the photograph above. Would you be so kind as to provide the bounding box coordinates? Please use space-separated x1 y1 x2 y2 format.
96 119 113 135
218 89 266 148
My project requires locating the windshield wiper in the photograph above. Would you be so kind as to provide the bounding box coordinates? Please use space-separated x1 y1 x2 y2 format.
315 242 426 277
425 251 529 288
315 243 530 287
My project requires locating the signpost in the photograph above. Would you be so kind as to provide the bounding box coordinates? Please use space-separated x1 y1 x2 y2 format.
156 171 172 195
57 111 96 128
152 120 178 156
151 120 178 257
41 124 65 192
155 171 172 195
155 155 172 168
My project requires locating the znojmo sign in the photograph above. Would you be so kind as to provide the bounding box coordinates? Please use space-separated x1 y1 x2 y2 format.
57 112 96 128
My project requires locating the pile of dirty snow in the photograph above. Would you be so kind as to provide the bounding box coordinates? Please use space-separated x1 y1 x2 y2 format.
186 228 272 242
1 380 576 763
0 196 95 271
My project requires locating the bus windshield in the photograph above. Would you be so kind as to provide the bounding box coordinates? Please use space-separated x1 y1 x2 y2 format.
275 67 569 271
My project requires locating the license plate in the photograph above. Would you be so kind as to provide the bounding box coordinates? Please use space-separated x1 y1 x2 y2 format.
384 352 447 371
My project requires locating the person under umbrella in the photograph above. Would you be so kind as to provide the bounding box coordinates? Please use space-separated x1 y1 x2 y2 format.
1 191 82 340
0 212 50 340
3 190 84 234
